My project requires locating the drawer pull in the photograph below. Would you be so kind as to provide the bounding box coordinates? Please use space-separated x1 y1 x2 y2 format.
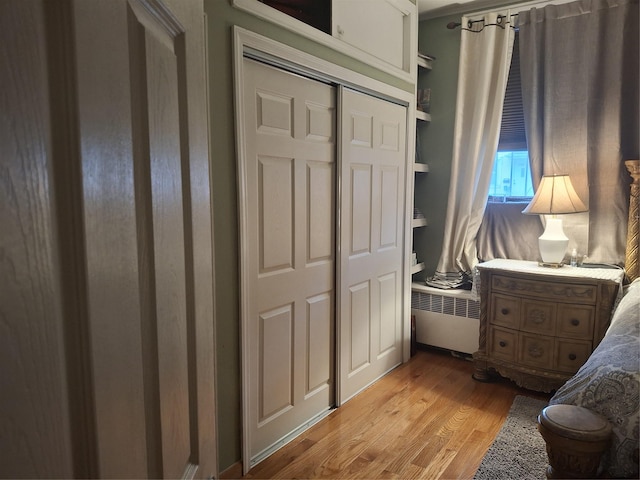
501 308 509 315
571 319 580 326
568 353 577 360
499 341 507 347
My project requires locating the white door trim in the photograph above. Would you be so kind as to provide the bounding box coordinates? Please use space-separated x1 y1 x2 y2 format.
232 26 416 474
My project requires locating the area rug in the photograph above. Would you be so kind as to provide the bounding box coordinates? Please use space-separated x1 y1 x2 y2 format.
473 395 549 480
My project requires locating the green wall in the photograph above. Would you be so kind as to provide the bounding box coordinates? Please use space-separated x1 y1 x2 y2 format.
204 0 414 471
414 14 462 280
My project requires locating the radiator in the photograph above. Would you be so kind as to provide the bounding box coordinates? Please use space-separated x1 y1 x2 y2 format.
411 284 480 354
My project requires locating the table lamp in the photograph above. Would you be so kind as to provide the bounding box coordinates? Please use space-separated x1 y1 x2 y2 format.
522 174 588 266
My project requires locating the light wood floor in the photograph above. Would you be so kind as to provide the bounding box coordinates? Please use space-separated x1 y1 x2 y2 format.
242 347 551 479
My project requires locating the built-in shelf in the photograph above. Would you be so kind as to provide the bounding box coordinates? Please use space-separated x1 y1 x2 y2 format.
411 281 477 300
416 110 431 122
412 218 428 228
413 163 429 173
410 54 433 289
417 55 433 70
411 262 425 275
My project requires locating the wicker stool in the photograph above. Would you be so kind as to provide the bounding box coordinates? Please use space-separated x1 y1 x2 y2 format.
538 404 612 479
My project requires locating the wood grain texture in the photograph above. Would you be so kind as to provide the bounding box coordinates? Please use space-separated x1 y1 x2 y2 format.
625 160 639 282
0 1 75 476
238 349 550 479
1 1 216 478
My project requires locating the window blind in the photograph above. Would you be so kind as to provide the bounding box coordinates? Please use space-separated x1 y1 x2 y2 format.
497 32 527 151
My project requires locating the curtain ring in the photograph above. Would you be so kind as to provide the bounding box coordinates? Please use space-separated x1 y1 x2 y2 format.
497 15 503 25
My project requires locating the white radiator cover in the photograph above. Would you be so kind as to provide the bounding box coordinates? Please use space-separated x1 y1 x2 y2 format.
411 284 480 354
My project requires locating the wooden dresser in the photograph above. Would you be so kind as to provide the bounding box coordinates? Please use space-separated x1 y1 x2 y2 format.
473 259 624 392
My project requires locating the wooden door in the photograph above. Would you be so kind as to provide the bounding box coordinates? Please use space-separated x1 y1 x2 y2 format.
1 0 217 478
240 58 336 469
74 0 217 477
338 87 406 403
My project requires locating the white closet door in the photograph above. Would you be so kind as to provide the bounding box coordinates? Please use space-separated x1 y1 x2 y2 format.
240 58 336 468
338 87 407 403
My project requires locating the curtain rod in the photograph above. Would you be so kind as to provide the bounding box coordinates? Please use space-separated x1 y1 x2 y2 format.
446 14 517 30
445 0 577 29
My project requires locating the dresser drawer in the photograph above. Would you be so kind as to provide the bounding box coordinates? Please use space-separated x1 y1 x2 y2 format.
556 304 595 339
475 262 621 392
489 326 517 361
519 332 554 369
491 274 598 305
491 294 520 328
555 339 592 373
521 299 556 335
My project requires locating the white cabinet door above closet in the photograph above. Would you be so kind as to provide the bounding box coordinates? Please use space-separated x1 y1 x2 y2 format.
332 0 414 71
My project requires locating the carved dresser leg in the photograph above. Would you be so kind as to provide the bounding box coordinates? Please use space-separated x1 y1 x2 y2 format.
537 405 612 479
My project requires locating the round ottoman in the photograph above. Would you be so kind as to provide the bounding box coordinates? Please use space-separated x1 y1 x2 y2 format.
537 404 612 479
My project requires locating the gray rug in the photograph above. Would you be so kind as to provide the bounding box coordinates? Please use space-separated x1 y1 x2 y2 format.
473 395 549 480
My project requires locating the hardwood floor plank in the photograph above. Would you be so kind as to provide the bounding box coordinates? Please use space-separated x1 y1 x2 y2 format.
384 371 479 473
242 348 551 479
439 429 494 479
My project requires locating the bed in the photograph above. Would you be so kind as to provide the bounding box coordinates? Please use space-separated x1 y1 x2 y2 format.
539 160 640 478
547 278 640 477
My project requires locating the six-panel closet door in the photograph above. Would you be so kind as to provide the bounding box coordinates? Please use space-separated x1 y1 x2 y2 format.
240 58 337 468
239 58 407 470
338 87 406 403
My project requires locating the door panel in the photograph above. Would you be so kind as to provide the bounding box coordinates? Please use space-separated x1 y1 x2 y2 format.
349 281 372 374
1 1 75 476
308 162 333 261
378 272 398 355
241 58 336 467
73 0 216 477
139 17 191 479
339 88 406 403
260 305 294 421
259 156 294 272
6 0 217 478
350 165 373 255
380 166 400 249
307 293 332 393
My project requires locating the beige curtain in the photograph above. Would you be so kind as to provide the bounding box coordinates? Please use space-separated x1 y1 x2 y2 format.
428 12 515 289
519 0 639 265
477 202 544 261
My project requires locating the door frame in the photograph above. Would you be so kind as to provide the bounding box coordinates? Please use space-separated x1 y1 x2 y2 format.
232 26 416 474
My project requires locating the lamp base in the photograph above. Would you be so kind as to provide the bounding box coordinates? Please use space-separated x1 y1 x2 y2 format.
538 261 565 268
538 218 570 264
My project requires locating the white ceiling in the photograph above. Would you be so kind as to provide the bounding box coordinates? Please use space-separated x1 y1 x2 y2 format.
417 0 484 16
417 0 523 18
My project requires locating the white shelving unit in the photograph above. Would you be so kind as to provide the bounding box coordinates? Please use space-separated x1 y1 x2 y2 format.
411 53 433 280
410 262 425 275
412 218 428 228
416 110 431 122
417 55 433 70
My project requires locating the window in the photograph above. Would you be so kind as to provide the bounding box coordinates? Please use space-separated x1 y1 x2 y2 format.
489 32 533 203
488 150 534 200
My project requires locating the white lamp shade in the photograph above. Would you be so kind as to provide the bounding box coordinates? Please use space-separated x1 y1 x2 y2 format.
522 174 587 215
